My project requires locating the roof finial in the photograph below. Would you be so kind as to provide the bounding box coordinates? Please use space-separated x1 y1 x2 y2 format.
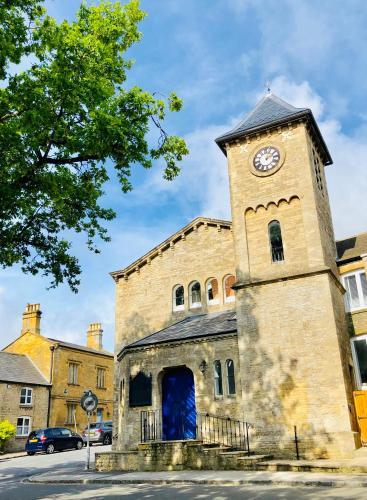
265 80 271 94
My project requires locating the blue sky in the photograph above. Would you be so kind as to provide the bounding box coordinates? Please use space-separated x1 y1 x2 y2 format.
1 0 367 352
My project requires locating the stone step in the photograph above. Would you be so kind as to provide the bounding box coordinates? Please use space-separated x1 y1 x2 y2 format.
249 461 367 474
219 450 249 457
237 454 273 465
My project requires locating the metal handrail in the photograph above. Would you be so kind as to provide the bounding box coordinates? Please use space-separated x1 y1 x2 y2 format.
140 409 253 455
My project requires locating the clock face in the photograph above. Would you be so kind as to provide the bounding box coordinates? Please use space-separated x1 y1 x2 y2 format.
253 146 280 172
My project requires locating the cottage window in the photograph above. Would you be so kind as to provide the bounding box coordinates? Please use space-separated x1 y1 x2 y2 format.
20 387 33 405
224 275 236 303
16 416 31 436
269 220 284 262
189 281 201 308
173 285 185 311
213 360 223 396
96 408 104 422
97 368 106 389
226 359 236 395
66 403 77 424
68 362 79 385
343 270 367 311
207 278 219 305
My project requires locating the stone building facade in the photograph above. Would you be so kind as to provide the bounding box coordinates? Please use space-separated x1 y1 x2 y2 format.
3 304 114 435
107 93 366 465
0 352 50 452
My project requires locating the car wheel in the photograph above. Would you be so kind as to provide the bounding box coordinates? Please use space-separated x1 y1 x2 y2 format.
27 451 35 456
103 434 111 445
46 443 55 454
76 440 83 450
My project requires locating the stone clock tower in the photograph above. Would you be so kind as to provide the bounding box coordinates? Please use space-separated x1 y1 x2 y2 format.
216 93 358 458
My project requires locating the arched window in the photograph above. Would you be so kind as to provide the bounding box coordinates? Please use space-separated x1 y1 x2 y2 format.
173 285 184 311
189 281 201 308
224 275 235 303
213 360 223 396
206 278 219 305
226 359 236 395
268 220 284 262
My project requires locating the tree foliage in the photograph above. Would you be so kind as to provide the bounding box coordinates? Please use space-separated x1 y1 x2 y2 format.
0 419 16 452
0 1 188 291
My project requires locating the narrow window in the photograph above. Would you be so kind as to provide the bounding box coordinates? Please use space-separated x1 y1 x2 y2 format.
97 368 106 389
224 275 236 303
207 278 219 305
352 337 367 388
213 360 223 396
20 387 33 405
173 285 184 311
226 359 236 395
16 417 31 436
269 220 284 262
66 403 77 424
189 281 201 308
68 362 78 385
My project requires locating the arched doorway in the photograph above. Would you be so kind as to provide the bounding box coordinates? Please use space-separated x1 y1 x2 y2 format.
162 367 196 440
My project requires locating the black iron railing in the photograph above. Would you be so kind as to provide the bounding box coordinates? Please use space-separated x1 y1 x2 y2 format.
140 409 253 454
141 409 163 442
196 412 251 453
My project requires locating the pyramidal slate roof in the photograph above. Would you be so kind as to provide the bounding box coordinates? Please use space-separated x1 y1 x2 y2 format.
0 352 50 385
336 231 367 263
215 93 332 164
119 310 237 358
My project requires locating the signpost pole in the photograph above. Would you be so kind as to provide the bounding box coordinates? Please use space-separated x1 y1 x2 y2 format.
86 411 91 470
80 389 98 471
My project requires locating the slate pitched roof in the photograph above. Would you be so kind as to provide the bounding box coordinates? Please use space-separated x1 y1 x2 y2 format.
336 232 367 263
0 352 50 385
47 338 113 357
119 310 237 358
215 93 332 165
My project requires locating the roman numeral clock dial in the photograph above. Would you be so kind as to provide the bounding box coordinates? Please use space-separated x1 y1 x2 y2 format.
248 144 285 177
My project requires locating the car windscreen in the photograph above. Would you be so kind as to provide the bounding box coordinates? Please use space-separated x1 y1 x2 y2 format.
28 430 44 439
88 423 100 430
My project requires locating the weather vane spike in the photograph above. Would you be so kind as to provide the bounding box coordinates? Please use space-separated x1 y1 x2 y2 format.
265 80 271 94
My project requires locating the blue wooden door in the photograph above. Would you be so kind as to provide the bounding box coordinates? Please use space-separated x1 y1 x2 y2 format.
162 367 196 440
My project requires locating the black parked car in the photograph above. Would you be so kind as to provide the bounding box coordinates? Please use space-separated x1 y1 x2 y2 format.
25 427 83 455
81 420 112 445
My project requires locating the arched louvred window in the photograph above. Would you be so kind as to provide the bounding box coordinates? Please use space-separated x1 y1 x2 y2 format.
189 281 201 308
207 278 219 305
268 220 284 262
173 285 184 311
226 359 236 395
213 360 223 396
224 275 236 303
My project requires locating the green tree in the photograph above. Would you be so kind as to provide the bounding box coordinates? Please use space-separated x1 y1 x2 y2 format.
0 0 188 291
0 420 16 453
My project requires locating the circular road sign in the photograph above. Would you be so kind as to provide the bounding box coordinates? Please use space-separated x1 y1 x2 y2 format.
80 390 98 413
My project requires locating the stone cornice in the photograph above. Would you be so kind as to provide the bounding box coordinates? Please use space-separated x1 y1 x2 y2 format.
110 216 232 282
233 266 345 294
117 332 237 361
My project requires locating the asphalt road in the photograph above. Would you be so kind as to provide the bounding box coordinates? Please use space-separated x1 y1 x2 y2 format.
1 445 367 499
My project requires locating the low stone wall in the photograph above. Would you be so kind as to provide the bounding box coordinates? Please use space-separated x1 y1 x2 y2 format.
95 450 138 472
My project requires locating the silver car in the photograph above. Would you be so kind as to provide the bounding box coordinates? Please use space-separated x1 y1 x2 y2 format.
82 421 112 445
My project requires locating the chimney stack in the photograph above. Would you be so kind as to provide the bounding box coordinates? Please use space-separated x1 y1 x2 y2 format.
21 303 41 335
87 323 103 351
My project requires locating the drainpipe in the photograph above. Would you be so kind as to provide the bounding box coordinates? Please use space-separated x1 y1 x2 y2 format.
47 345 56 427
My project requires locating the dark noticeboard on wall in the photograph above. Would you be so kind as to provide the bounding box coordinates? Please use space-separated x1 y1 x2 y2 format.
129 371 152 407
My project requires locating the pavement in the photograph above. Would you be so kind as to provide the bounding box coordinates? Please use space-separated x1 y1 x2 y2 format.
2 445 367 498
25 467 367 488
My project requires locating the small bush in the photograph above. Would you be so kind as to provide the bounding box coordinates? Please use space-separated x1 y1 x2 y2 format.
0 420 16 453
